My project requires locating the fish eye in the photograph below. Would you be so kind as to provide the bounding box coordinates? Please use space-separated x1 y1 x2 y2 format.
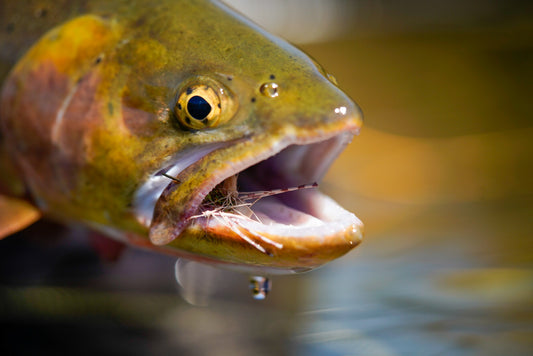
174 77 237 130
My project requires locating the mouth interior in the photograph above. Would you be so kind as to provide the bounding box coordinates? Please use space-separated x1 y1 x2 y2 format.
194 133 357 231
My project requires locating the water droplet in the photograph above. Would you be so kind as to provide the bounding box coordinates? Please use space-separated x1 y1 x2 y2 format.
326 73 338 85
259 82 279 98
249 276 271 300
175 259 219 306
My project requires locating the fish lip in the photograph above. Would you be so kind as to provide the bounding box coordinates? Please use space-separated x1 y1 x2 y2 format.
147 126 364 267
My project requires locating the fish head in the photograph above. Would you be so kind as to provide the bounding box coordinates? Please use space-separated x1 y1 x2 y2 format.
0 0 363 274
131 1 364 273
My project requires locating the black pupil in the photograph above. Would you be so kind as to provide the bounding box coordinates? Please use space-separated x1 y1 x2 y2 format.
187 95 211 121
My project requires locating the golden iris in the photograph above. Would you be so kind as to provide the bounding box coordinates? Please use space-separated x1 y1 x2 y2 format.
174 77 236 130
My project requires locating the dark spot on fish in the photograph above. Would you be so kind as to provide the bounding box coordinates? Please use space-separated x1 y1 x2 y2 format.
251 97 256 103
186 87 193 95
269 74 275 80
185 117 191 124
177 103 182 110
227 76 233 81
200 232 217 244
134 16 147 27
108 102 114 116
6 23 14 33
94 55 103 65
217 103 221 108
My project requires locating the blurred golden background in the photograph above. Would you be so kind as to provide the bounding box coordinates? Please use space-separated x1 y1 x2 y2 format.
1 1 532 355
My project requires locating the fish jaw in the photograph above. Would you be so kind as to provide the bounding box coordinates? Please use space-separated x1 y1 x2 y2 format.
170 141 363 273
135 107 363 272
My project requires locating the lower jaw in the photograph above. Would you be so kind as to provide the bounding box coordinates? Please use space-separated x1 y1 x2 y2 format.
168 187 363 273
165 222 363 275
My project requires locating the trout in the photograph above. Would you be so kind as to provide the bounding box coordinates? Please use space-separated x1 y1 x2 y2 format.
0 0 363 274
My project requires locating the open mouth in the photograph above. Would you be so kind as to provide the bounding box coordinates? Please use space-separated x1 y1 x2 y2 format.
133 131 363 267
196 133 360 246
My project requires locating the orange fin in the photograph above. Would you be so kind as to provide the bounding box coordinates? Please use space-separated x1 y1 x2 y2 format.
0 195 41 239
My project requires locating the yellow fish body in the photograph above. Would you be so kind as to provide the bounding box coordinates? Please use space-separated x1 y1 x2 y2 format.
0 0 363 274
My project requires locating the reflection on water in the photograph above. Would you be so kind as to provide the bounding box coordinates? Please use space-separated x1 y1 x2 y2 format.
1 1 532 355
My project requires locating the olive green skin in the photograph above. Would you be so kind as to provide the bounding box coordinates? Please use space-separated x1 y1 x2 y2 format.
0 0 362 272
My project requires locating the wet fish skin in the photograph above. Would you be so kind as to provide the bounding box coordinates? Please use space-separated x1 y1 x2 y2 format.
0 0 363 272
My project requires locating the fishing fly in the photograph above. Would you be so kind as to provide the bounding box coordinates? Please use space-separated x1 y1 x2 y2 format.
162 172 319 254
